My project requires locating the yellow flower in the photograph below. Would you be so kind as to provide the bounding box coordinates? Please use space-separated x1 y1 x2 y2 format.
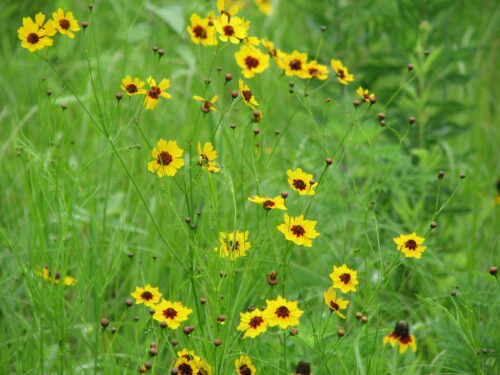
278 50 309 79
237 309 268 338
383 321 417 354
217 231 251 259
130 284 162 307
323 286 349 319
175 357 199 375
263 296 303 329
187 13 217 46
235 356 256 375
193 95 219 113
255 0 273 15
52 9 80 38
261 38 283 61
147 139 185 177
217 0 240 16
356 86 375 102
144 76 172 110
121 76 146 96
330 59 354 85
239 79 259 109
277 213 320 247
177 348 201 363
215 14 247 44
329 264 359 293
34 265 75 286
248 195 286 211
393 233 427 259
306 60 329 80
234 45 270 78
198 142 220 172
196 360 213 375
17 14 56 52
152 299 192 329
287 168 317 195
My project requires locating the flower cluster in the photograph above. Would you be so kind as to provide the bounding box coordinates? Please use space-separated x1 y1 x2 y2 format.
174 348 212 375
120 76 172 110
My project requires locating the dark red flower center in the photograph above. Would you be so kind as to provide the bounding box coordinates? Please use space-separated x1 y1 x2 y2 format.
162 307 177 319
157 151 173 166
148 87 161 99
245 56 260 69
193 25 207 39
292 179 306 190
329 301 339 311
337 69 346 79
229 240 240 251
249 316 264 328
398 334 412 344
309 68 319 75
275 305 290 318
141 291 153 301
125 84 138 94
59 19 70 30
27 33 40 44
223 25 235 36
239 365 252 375
290 59 302 70
242 90 253 102
404 239 417 250
339 273 351 284
262 200 275 210
291 225 305 237
178 363 193 375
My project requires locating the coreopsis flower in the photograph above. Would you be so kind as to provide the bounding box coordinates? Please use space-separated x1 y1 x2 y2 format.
277 214 320 247
329 264 359 293
330 59 354 85
248 195 286 210
175 357 199 375
52 9 80 38
144 76 172 110
287 168 317 195
130 284 162 307
237 309 268 338
292 361 311 375
393 233 427 259
215 14 247 44
278 51 309 79
234 45 270 78
193 95 219 113
356 86 375 103
147 139 185 177
34 265 75 286
306 60 329 80
261 38 282 61
178 349 201 363
198 142 220 172
217 0 239 16
239 79 259 109
187 13 217 46
383 321 417 354
263 296 303 329
255 0 273 15
197 360 213 375
217 231 251 259
235 356 256 375
323 286 349 318
18 14 56 52
152 299 192 329
121 76 146 96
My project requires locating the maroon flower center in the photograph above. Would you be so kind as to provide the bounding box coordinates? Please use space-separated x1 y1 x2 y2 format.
245 56 259 69
290 59 302 70
27 33 40 44
181 354 194 361
148 87 161 99
162 307 177 319
292 179 306 190
329 301 339 311
229 240 240 251
337 69 346 79
339 273 351 284
199 153 209 167
178 363 193 375
249 316 264 328
157 151 173 166
223 25 235 36
309 68 319 75
291 225 305 237
59 19 70 30
239 365 252 375
242 90 253 102
404 239 417 250
398 334 412 344
193 25 207 39
141 291 153 301
262 200 275 210
125 84 138 94
275 305 290 318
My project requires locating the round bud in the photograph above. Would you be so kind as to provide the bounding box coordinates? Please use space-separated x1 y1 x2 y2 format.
100 318 109 328
148 308 155 316
127 252 134 258
217 315 226 323
459 173 466 179
185 217 192 223
437 171 445 179
152 46 158 52
450 290 457 297
431 221 438 229
46 90 52 96
204 78 211 84
379 120 386 127
355 312 363 320
213 338 222 346
158 49 165 56
337 328 345 337
369 96 377 104
407 64 414 71
82 21 89 29
281 192 288 199
133 316 139 322
378 112 386 120
171 368 180 375
289 82 295 88
225 73 232 82
149 348 157 356
111 327 117 334
139 365 147 373
160 321 168 328
171 339 178 346
231 91 238 99
116 92 123 100
489 266 498 276
408 116 416 124
289 327 299 336
253 128 260 135
144 361 152 370
61 104 68 111
424 50 430 56
125 299 133 307
361 316 369 324
353 100 360 107
216 66 222 72
274 130 280 135
88 4 94 10
200 297 207 304
325 157 333 166
326 97 331 103
320 25 327 31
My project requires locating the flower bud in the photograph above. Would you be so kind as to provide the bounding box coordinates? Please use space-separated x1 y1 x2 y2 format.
213 338 222 346
225 73 232 82
325 157 333 166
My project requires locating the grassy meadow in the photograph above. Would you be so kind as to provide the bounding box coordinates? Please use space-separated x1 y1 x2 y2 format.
1 0 499 374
